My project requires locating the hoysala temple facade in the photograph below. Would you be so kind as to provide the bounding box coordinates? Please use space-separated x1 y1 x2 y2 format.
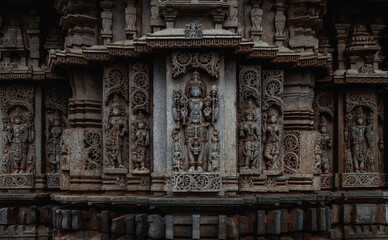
0 0 388 239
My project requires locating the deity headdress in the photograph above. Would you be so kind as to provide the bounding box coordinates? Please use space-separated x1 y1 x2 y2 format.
110 94 125 115
243 99 257 120
355 106 364 121
319 115 328 128
185 70 206 98
12 106 24 123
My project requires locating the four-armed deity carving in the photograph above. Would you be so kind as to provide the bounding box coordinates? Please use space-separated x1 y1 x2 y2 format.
172 71 220 173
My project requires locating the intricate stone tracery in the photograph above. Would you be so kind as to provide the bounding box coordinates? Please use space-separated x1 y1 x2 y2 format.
283 131 300 175
171 52 220 79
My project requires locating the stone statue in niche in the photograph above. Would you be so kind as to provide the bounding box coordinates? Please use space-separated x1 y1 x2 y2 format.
131 112 150 173
46 111 65 173
251 1 263 31
105 94 128 168
172 71 219 172
3 107 34 174
263 109 281 170
239 100 260 169
345 107 374 173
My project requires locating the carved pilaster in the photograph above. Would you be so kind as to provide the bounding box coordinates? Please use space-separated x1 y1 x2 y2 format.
102 64 129 191
238 65 261 175
45 84 68 189
313 91 335 189
262 70 284 176
128 62 151 191
125 0 137 39
274 0 286 47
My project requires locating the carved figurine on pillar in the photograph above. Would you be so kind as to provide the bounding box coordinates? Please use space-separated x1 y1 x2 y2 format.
172 71 220 173
105 95 128 169
131 112 150 173
240 100 260 170
4 107 35 174
46 111 65 173
263 109 281 170
318 116 332 174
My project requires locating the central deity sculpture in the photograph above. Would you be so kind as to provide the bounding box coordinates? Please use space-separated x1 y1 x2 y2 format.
3 107 35 174
345 107 374 173
172 71 219 172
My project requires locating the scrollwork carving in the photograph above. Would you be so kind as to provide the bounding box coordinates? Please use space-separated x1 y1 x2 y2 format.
185 23 203 38
84 130 103 171
171 52 220 79
283 131 300 175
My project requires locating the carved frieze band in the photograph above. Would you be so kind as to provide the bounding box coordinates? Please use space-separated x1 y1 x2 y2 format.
171 173 222 192
171 52 220 79
262 70 284 175
0 85 36 183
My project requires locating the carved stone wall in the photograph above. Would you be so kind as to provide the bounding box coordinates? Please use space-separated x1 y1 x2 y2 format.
0 0 387 239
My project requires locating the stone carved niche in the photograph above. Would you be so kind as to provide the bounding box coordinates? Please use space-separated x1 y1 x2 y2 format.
238 65 261 175
342 89 384 188
102 64 129 191
45 85 68 188
262 70 284 175
313 91 334 189
128 62 151 191
170 52 222 193
0 85 35 189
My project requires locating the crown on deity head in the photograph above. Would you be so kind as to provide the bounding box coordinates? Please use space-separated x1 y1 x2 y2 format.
185 70 206 98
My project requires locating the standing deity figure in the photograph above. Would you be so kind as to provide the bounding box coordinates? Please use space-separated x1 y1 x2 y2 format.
239 101 260 169
131 112 150 172
345 107 372 173
318 116 332 174
4 107 34 174
263 109 281 170
251 2 263 31
106 95 128 168
47 111 65 173
172 71 219 172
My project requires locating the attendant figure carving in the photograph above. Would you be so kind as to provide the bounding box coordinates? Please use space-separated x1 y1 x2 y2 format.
132 112 150 172
263 109 281 170
106 95 128 168
47 111 65 173
239 100 260 169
